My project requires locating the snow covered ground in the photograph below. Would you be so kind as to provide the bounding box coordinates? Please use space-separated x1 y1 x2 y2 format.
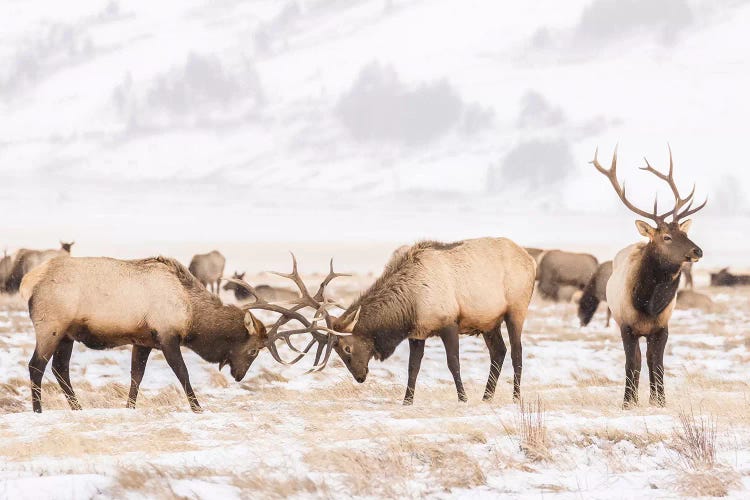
1 276 749 499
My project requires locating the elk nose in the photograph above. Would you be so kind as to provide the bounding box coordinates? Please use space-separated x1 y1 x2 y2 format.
692 247 703 259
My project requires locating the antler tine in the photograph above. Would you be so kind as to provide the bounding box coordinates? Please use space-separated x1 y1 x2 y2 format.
270 252 320 310
639 146 698 221
313 259 350 303
591 145 661 223
676 196 708 221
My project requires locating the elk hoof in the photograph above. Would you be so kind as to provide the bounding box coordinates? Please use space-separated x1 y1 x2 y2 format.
402 398 414 406
649 397 666 408
622 400 638 410
458 395 468 403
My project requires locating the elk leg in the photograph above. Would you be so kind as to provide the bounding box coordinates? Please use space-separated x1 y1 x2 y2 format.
505 312 525 402
127 345 152 409
160 336 201 412
621 326 641 408
646 328 669 407
51 337 81 410
29 333 61 414
439 326 466 402
482 325 507 401
403 338 425 405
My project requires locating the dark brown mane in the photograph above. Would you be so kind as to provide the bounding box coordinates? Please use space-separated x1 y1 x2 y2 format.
344 242 463 359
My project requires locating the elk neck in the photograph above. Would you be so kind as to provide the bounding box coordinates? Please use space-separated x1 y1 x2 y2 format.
631 243 682 318
185 301 247 363
349 282 416 361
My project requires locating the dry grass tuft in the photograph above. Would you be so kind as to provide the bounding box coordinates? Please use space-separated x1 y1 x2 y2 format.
516 397 550 461
669 408 741 497
671 409 717 470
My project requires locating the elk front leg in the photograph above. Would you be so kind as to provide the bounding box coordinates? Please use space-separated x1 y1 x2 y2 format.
646 328 669 407
403 339 425 405
160 336 201 412
127 345 152 409
51 337 81 410
482 325 507 401
439 325 466 402
621 326 641 409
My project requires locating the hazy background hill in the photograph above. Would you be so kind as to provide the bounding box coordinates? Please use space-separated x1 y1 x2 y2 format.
2 0 748 271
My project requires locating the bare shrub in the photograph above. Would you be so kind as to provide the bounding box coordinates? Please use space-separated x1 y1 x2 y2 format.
670 409 740 497
516 397 550 461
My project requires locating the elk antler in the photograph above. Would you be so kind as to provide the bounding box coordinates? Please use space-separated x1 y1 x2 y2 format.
224 254 350 369
590 146 663 224
591 145 707 224
639 145 707 222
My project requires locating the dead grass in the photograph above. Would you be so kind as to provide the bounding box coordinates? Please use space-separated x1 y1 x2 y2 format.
669 408 741 497
516 397 550 461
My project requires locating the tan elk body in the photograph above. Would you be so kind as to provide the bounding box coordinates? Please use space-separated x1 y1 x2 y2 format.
20 255 272 413
255 238 537 404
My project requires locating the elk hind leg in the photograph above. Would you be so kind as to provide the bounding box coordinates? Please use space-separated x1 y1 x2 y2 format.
482 322 507 401
506 310 526 402
51 337 81 410
29 332 62 413
127 345 152 409
439 325 466 402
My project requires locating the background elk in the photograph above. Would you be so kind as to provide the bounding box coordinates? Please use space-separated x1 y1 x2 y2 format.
578 260 613 327
0 249 12 293
710 268 750 287
188 250 225 294
223 271 299 303
536 250 598 301
260 239 536 405
4 241 74 293
19 255 283 413
591 146 705 408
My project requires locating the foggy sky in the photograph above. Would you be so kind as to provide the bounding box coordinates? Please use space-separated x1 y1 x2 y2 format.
1 0 749 250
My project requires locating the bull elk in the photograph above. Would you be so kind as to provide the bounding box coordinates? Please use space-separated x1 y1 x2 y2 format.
19 255 339 413
591 146 706 408
245 239 536 405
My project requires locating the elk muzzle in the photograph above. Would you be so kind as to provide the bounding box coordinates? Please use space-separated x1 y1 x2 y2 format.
687 246 703 263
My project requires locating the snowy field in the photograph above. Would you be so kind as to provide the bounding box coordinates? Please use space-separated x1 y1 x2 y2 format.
1 273 749 499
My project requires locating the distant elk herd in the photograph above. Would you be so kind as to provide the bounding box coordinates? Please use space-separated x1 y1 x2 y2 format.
0 146 746 413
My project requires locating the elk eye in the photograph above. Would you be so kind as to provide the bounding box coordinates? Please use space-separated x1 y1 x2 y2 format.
663 235 672 242
250 349 259 356
344 345 352 354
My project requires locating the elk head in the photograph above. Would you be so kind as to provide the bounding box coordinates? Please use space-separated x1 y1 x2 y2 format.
330 307 374 383
591 146 706 269
60 241 75 253
223 255 350 371
222 271 246 292
221 311 268 381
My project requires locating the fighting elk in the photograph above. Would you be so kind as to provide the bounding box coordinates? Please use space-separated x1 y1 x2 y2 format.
19 255 333 413
591 146 705 408
189 250 226 294
250 239 536 405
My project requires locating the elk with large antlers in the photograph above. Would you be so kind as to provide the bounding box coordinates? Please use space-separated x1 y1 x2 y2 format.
591 146 706 408
245 239 537 405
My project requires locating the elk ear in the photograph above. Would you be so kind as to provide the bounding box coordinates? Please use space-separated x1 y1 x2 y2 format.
635 220 656 239
244 311 267 338
679 219 693 233
338 306 361 333
239 272 245 279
